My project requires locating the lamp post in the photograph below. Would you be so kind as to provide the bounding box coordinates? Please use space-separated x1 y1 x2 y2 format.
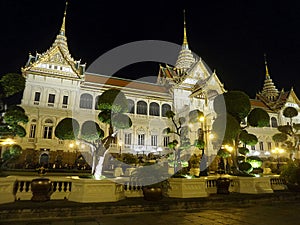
223 144 233 174
69 141 79 166
198 115 214 176
118 141 122 155
271 147 285 173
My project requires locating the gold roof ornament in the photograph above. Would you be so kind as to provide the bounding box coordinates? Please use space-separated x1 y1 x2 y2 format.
183 9 188 49
59 1 68 36
264 53 270 79
175 10 195 71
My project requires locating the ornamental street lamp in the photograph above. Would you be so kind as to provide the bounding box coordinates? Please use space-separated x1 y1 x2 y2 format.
0 138 16 146
118 141 122 155
0 138 16 158
199 115 214 176
271 147 285 172
69 141 80 163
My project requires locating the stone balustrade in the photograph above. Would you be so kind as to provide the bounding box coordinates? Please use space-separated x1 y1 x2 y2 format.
270 175 288 191
0 175 289 204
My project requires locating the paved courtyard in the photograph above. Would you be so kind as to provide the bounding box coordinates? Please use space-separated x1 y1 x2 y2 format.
2 201 300 225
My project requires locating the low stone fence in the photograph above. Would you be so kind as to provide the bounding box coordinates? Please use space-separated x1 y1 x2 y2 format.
270 176 288 191
12 176 73 201
0 175 288 204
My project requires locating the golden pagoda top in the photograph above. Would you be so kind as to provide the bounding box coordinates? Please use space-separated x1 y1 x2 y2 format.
174 10 195 71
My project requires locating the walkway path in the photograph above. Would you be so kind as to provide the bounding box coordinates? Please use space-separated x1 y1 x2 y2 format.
2 201 300 225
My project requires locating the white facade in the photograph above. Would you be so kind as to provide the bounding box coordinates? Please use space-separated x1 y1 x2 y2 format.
10 7 300 168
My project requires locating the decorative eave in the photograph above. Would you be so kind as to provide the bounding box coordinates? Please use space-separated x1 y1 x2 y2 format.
157 64 186 86
256 88 289 112
22 46 85 80
286 87 300 106
189 71 226 99
250 99 274 113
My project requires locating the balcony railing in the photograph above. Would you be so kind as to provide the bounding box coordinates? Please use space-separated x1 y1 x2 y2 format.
108 143 169 154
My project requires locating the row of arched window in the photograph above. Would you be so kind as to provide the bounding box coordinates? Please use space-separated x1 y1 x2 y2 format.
79 93 171 117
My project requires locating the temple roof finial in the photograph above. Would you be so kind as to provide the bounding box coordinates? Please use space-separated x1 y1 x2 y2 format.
264 53 270 79
174 10 195 71
60 1 68 36
183 9 188 48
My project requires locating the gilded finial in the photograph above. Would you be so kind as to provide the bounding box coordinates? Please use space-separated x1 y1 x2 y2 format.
183 9 188 48
60 1 68 35
264 53 270 78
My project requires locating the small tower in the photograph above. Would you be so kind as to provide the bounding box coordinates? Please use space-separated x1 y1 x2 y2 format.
174 10 195 72
260 54 279 101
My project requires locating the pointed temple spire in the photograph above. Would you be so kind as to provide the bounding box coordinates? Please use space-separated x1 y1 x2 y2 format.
59 1 68 36
260 54 279 100
52 1 69 53
183 9 188 49
175 10 195 71
264 53 270 79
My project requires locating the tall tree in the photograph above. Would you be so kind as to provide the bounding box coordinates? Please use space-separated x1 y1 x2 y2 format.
272 106 300 159
54 118 104 175
163 109 203 174
0 105 28 139
213 90 270 175
0 73 25 98
55 88 132 178
97 88 132 148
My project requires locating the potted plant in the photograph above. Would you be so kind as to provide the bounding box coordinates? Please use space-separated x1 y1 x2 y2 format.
280 161 300 192
216 148 231 194
188 154 201 177
131 164 169 201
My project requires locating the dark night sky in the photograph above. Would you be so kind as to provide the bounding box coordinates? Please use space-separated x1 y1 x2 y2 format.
1 0 300 98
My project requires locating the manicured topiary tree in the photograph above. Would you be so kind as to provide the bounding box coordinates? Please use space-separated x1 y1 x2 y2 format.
213 90 270 175
163 109 203 174
0 73 25 99
55 88 132 178
97 89 132 149
1 105 28 139
272 106 300 160
55 118 105 176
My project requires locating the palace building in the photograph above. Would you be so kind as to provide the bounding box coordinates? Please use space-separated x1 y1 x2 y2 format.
6 4 300 169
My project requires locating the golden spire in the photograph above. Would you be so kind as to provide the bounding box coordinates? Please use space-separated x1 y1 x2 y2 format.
175 9 195 71
60 1 68 36
264 53 270 79
183 9 188 48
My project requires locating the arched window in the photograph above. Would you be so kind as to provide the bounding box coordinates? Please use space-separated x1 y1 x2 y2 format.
149 102 160 116
94 95 101 110
43 119 53 139
271 117 278 128
137 101 147 115
45 119 53 124
162 104 171 117
40 153 49 165
29 119 37 138
80 93 93 109
127 99 134 114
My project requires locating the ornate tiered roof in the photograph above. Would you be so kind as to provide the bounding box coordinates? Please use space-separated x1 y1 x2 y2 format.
22 2 86 79
255 56 300 111
258 56 279 100
157 11 225 98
